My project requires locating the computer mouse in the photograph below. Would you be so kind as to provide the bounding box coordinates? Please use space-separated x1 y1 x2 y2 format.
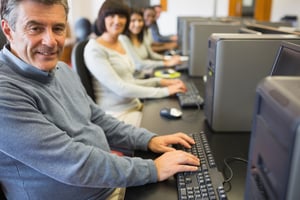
162 69 176 75
160 107 182 119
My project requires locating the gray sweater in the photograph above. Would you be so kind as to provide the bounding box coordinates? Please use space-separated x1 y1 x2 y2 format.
119 34 164 70
84 39 169 114
0 45 157 200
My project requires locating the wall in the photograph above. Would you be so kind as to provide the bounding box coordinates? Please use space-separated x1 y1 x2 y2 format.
153 0 229 35
68 0 105 34
68 0 300 36
68 0 228 35
155 0 300 35
271 0 300 27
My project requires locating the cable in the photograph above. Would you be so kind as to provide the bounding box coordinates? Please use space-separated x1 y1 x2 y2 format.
222 156 248 192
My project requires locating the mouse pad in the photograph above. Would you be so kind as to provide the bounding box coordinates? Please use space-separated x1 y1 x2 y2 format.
154 69 181 79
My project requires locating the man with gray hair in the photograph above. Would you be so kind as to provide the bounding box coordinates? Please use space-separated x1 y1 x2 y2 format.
0 0 199 199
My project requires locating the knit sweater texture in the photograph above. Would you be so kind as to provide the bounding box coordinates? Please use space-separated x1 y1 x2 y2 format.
119 34 164 70
84 38 169 114
0 45 157 200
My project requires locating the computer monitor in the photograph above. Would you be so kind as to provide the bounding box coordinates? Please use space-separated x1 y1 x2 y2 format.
176 16 241 56
270 41 300 76
176 16 208 55
188 22 242 77
204 34 300 132
245 23 297 34
244 76 300 200
239 27 262 34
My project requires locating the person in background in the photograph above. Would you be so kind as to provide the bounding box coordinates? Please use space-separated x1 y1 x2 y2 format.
120 8 181 72
149 5 178 43
143 6 178 53
84 0 186 127
0 0 199 200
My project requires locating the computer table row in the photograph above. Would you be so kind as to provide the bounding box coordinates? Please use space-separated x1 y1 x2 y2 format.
124 77 251 200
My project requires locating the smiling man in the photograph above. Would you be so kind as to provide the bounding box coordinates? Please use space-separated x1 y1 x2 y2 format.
2 1 66 71
0 1 199 200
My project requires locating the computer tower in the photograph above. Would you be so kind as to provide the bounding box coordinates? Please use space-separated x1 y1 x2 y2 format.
188 22 242 77
177 16 207 56
245 76 300 200
204 34 300 132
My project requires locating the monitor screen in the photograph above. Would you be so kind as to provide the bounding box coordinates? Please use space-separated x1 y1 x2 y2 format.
270 41 300 76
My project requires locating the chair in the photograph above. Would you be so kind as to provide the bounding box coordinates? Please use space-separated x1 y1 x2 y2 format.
74 17 92 42
0 184 6 200
71 40 133 157
71 40 96 101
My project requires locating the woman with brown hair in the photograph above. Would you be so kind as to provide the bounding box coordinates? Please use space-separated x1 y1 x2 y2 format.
84 0 186 126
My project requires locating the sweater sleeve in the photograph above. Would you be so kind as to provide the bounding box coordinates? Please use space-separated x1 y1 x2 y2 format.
119 35 164 71
0 65 158 188
144 38 165 60
84 39 169 99
150 22 173 43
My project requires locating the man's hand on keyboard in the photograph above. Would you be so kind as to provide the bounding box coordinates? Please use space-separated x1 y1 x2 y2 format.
154 150 200 181
148 132 195 153
148 133 200 181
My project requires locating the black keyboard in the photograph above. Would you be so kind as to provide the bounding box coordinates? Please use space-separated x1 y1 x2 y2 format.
176 132 227 200
177 81 204 108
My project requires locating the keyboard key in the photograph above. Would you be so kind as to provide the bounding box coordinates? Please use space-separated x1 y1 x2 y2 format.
177 81 204 108
176 132 227 200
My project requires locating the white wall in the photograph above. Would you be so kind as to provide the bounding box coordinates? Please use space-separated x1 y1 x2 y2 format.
154 0 229 35
68 0 300 36
271 0 300 27
156 0 300 35
68 0 105 34
69 0 228 35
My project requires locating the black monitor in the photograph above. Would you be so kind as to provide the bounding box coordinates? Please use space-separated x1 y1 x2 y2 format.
270 41 300 76
245 76 300 200
245 23 294 34
239 27 262 34
245 41 300 200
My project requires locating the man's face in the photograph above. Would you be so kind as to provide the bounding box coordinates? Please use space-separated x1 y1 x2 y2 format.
1 1 67 71
143 9 155 27
154 6 162 19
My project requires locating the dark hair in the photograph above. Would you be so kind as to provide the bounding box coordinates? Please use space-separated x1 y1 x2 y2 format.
96 0 130 36
0 0 69 31
152 4 162 9
143 6 155 12
124 8 145 43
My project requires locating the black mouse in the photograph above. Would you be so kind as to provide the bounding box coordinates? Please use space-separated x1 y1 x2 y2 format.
160 108 182 119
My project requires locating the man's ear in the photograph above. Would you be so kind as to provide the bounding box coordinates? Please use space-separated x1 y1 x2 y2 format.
1 19 13 42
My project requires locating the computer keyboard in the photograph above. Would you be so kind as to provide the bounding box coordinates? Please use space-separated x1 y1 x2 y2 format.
177 81 204 108
176 132 227 200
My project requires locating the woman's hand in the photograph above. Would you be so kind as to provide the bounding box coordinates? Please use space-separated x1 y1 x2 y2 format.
160 79 186 95
160 78 185 87
163 55 182 67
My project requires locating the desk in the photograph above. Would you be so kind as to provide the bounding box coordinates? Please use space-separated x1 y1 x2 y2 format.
125 77 251 200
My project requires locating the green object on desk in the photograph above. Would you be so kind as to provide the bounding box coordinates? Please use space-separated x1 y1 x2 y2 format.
154 69 181 79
